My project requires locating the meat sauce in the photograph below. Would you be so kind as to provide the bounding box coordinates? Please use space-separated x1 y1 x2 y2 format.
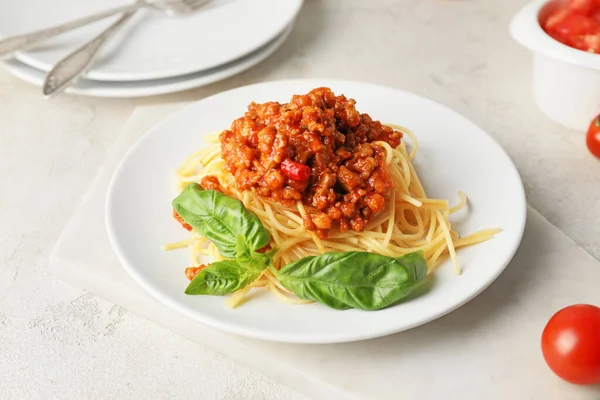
211 87 402 239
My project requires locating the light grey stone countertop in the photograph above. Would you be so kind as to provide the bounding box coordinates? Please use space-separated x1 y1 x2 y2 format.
1 0 599 398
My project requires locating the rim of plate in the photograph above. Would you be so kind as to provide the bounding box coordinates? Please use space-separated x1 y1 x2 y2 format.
2 24 293 98
105 79 527 343
5 0 303 81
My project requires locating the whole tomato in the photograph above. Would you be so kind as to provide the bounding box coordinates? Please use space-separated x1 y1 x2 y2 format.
587 114 600 158
541 304 600 385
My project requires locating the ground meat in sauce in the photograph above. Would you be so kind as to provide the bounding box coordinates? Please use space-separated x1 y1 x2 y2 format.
200 175 222 192
212 87 402 239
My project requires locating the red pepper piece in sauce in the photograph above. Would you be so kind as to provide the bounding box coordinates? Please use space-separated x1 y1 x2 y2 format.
281 159 311 181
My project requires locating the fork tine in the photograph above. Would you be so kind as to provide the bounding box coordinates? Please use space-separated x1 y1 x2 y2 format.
181 0 211 10
155 0 209 15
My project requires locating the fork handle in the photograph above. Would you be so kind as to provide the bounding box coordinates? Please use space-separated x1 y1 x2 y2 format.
43 10 137 96
0 2 146 59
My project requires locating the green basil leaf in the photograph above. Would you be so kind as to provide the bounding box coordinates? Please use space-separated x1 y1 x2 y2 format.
235 235 275 271
173 183 271 258
274 251 428 310
185 259 262 295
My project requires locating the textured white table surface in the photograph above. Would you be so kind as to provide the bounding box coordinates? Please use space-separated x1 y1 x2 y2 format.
1 0 600 399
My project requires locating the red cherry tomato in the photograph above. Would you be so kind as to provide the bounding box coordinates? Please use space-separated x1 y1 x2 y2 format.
281 159 311 181
541 304 600 385
587 114 600 158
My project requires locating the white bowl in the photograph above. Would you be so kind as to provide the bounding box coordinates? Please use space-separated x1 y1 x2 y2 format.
510 0 600 131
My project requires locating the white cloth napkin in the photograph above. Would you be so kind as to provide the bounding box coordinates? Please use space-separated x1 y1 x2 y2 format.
51 104 600 400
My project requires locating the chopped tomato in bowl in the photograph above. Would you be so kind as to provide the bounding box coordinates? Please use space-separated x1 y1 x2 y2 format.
510 0 600 130
543 0 600 53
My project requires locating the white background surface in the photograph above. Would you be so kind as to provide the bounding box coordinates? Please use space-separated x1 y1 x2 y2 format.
1 0 600 398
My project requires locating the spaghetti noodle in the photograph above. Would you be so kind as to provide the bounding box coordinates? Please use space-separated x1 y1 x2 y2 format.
165 125 501 307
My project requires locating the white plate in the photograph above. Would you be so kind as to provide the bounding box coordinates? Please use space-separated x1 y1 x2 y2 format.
1 25 292 98
105 80 527 343
0 0 302 81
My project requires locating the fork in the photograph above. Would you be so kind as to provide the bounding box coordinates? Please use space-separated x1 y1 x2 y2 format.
42 0 210 96
0 0 210 59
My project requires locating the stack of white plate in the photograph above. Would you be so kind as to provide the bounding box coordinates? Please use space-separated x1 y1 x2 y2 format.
0 0 302 97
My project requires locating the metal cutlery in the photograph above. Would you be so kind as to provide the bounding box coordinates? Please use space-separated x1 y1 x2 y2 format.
0 3 144 60
41 10 138 96
0 0 209 60
41 0 210 96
